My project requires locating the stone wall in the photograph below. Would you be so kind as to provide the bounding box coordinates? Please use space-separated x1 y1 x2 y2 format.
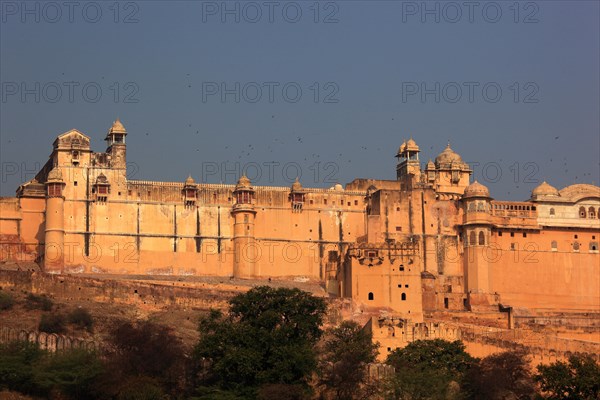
0 325 97 352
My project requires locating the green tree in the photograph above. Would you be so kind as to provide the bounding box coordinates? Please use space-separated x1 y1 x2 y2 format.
0 341 45 394
318 320 379 400
535 354 600 399
385 339 476 400
194 286 327 396
463 350 537 399
33 348 104 399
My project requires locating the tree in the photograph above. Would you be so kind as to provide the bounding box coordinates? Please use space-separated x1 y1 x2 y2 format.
535 354 600 399
0 290 15 310
101 320 186 397
38 313 66 334
67 307 94 332
32 348 104 399
0 341 45 395
194 286 327 396
385 339 476 400
318 320 379 400
463 350 537 399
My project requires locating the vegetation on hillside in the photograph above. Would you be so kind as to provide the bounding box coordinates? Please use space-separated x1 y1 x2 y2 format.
0 285 598 400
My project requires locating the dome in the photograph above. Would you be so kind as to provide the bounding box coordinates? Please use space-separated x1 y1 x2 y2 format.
463 181 490 198
435 143 463 166
47 167 63 182
405 137 419 151
532 181 559 197
185 175 195 185
333 183 344 191
235 175 253 191
396 141 406 157
109 118 127 134
291 177 304 192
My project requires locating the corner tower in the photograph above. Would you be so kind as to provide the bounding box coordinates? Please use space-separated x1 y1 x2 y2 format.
231 175 257 278
44 167 66 272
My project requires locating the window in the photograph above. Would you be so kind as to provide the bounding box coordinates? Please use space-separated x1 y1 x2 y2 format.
74 181 78 186
399 265 405 272
498 231 503 237
367 251 377 258
47 183 62 196
324 199 327 205
551 241 557 251
354 200 358 206
444 298 449 309
396 226 402 232
579 206 586 218
510 232 515 237
549 208 555 216
510 243 516 251
478 231 485 245
590 242 598 251
523 232 527 238
368 292 374 301
98 186 108 195
573 242 580 252
401 293 406 301
589 207 596 219
469 232 476 246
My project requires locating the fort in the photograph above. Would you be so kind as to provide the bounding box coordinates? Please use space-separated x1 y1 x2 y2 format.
1 119 599 359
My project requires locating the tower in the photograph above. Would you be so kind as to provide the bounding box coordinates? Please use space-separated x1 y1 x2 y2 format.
44 167 66 272
105 118 127 168
231 175 257 278
104 119 128 196
462 181 493 308
396 138 421 184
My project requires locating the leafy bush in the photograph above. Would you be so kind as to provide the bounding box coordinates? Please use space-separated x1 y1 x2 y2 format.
25 293 53 311
68 308 93 332
38 313 66 334
535 354 600 399
0 290 15 310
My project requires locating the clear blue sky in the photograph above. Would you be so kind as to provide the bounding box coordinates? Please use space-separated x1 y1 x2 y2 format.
1 0 599 199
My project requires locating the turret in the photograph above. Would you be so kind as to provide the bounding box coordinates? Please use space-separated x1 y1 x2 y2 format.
461 181 493 306
44 167 66 272
231 175 257 278
183 175 198 208
395 137 421 182
105 119 127 169
290 177 306 212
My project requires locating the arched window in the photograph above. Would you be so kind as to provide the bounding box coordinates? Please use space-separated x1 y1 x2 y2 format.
469 232 476 246
368 292 374 301
549 208 555 216
589 207 596 219
478 231 485 246
551 241 557 251
590 242 598 251
579 206 586 218
573 242 580 251
401 293 406 301
468 203 475 212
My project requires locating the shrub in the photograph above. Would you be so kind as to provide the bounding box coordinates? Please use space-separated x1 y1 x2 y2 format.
0 290 15 310
68 308 93 332
38 313 66 334
25 293 53 311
